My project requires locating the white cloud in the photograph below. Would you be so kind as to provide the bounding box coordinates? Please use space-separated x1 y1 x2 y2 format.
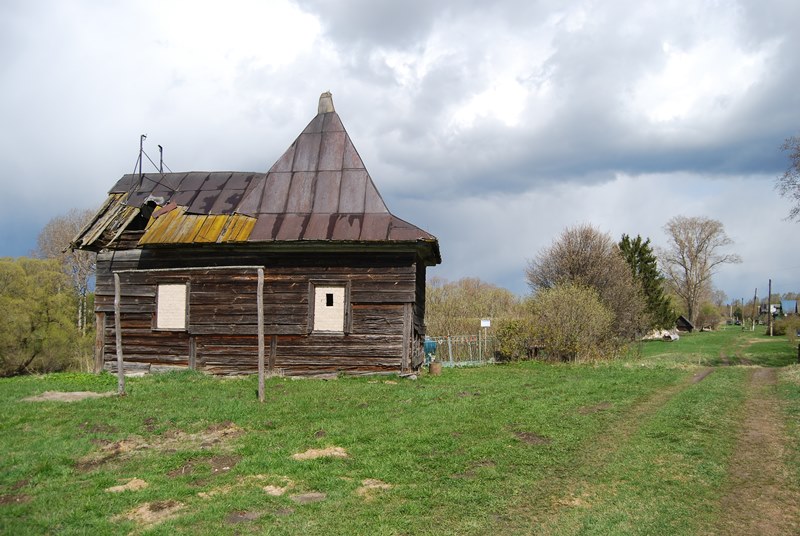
633 37 779 124
2 0 800 302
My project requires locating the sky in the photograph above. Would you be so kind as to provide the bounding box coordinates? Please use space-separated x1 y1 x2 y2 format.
2 0 799 301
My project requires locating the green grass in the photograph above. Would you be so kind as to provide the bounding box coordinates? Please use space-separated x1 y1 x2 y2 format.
0 328 797 534
632 324 797 367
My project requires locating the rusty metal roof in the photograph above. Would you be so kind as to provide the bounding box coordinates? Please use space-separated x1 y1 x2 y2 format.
73 93 440 264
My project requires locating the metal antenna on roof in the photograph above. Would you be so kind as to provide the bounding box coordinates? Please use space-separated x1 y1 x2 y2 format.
158 144 163 173
138 134 147 186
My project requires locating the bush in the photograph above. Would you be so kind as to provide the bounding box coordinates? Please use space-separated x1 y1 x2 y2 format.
529 283 618 362
495 318 536 361
696 302 722 329
772 316 800 341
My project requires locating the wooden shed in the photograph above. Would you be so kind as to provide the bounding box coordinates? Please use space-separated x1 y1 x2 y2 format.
72 93 441 377
675 315 694 333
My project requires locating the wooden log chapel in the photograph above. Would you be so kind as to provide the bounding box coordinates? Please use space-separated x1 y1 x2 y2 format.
72 92 441 377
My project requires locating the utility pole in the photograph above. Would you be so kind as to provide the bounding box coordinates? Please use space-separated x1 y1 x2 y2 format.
752 288 758 332
768 279 773 337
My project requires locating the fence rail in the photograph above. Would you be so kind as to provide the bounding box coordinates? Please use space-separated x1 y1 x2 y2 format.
425 335 497 367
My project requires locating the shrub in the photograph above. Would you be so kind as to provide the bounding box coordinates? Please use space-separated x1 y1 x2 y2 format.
495 317 536 361
529 283 618 362
772 316 800 341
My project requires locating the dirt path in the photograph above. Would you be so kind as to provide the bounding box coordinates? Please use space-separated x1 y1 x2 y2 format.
498 371 699 533
716 367 800 535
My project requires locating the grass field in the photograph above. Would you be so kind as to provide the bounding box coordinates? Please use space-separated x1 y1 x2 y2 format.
1 326 799 534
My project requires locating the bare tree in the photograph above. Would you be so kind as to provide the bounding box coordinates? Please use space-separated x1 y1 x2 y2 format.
776 135 800 221
35 208 97 334
660 216 741 326
526 224 648 338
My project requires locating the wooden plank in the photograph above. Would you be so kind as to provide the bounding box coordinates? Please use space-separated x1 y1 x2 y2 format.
94 312 105 373
402 302 412 373
269 335 277 374
114 273 125 395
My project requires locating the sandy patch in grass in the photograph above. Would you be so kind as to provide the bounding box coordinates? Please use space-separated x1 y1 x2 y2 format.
291 446 348 460
113 500 184 529
77 421 243 471
290 492 326 504
23 391 116 402
196 474 294 499
356 479 392 500
105 478 148 493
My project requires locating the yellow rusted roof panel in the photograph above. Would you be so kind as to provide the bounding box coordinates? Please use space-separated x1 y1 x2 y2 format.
195 215 228 243
138 208 256 245
220 214 256 242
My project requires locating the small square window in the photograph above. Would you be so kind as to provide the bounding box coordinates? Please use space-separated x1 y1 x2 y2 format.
326 293 334 307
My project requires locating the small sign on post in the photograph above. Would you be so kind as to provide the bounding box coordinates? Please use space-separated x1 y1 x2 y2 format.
480 319 491 360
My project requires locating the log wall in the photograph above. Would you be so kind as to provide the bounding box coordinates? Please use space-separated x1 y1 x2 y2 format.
95 246 427 376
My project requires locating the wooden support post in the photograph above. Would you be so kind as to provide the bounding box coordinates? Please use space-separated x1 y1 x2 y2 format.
257 268 265 403
447 336 454 367
94 312 105 374
113 273 125 396
189 336 196 370
797 344 799 365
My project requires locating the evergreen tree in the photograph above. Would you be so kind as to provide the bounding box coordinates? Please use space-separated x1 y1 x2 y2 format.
619 234 675 329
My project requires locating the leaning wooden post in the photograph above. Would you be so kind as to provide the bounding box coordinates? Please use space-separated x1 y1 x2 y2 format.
113 273 125 396
257 268 265 403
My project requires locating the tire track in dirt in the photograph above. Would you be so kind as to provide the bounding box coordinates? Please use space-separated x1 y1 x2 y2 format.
715 367 800 536
497 369 705 533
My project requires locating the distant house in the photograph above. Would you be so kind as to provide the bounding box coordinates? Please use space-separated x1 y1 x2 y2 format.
71 92 441 377
675 315 694 333
781 300 798 315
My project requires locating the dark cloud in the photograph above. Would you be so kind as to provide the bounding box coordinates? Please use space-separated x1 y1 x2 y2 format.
2 0 799 299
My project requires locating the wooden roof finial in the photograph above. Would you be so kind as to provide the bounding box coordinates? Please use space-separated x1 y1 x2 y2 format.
318 91 334 114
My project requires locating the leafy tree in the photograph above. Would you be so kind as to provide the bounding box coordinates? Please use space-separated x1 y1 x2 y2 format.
695 301 723 329
426 277 520 337
528 283 617 362
618 234 674 329
0 257 86 376
660 216 741 326
776 135 800 221
35 208 96 334
526 224 648 338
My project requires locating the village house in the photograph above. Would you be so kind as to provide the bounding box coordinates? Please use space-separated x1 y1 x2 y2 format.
72 93 441 377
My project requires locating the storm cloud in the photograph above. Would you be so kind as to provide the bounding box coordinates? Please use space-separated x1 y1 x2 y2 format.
1 0 799 298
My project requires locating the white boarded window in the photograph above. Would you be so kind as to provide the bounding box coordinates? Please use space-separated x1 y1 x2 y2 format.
156 284 187 330
313 286 345 332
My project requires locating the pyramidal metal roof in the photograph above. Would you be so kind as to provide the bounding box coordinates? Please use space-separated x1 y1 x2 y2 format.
73 93 440 265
